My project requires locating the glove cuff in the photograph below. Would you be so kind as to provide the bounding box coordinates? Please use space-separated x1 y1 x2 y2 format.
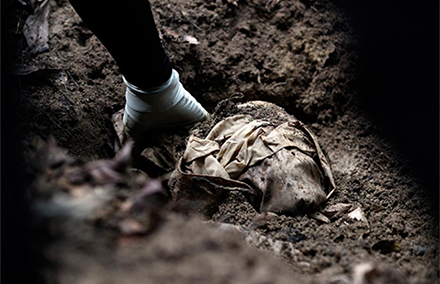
123 69 183 113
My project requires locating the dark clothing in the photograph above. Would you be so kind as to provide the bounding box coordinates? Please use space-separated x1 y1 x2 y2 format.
69 0 172 88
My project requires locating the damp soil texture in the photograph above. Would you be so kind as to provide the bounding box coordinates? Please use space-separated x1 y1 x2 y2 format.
2 0 439 284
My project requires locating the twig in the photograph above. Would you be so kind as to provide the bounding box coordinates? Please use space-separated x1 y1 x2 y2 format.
374 161 384 171
180 11 202 31
59 71 75 106
267 78 294 91
229 92 244 100
55 50 69 61
326 187 336 200
65 70 79 88
82 44 94 55
190 21 202 31
62 94 74 106
15 19 22 34
379 152 391 162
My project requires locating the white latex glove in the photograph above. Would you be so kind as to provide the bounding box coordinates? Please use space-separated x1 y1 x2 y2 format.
123 69 209 136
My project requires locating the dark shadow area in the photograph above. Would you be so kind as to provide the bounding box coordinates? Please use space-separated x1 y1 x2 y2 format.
333 1 439 209
1 2 46 283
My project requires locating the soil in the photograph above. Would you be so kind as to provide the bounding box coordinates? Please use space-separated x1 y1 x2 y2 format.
2 0 438 284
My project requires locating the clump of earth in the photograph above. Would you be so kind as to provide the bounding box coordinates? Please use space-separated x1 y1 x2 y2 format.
2 0 438 283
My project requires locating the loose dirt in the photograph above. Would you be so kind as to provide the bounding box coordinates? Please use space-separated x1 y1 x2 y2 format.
2 0 438 283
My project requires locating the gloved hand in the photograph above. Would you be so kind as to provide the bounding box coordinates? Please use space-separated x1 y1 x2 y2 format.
122 69 209 139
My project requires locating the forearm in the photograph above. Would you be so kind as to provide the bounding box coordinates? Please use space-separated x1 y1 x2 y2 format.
68 0 172 88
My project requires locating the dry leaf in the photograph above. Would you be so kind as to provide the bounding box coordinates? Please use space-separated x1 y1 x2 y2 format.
321 203 352 217
348 207 369 226
111 108 126 151
309 211 330 223
11 64 39 76
23 0 51 54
